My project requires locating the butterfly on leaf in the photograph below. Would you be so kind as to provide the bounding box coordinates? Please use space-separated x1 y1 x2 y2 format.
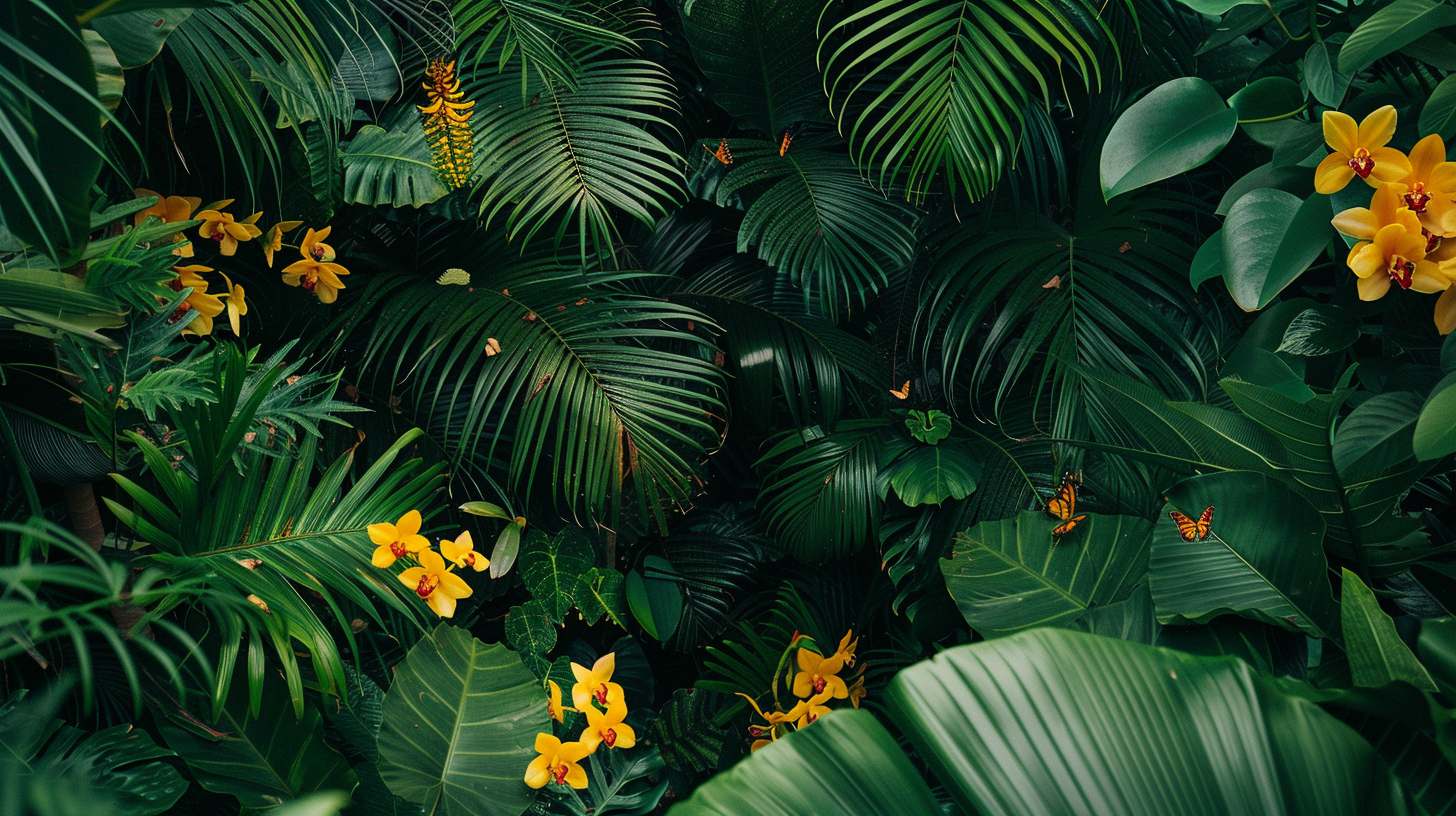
1046 473 1087 538
703 137 733 165
778 132 793 156
889 380 910 399
1169 506 1215 541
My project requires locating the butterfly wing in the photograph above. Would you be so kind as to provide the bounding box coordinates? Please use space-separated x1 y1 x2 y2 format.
1168 510 1200 541
713 138 733 165
1195 506 1214 539
1052 514 1086 537
889 380 910 399
1046 478 1076 521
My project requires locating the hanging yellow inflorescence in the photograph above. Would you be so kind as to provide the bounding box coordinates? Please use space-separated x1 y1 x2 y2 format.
417 58 475 189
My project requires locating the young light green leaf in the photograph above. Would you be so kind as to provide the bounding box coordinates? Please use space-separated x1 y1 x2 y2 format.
1341 568 1437 691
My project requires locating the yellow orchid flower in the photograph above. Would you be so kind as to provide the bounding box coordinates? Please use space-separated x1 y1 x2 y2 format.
1332 183 1423 242
1347 222 1447 301
848 673 867 709
571 653 624 711
1315 106 1411 194
299 226 338 262
281 255 349 303
440 530 489 572
787 688 835 730
368 510 430 568
133 188 201 227
581 695 636 751
831 630 858 668
1396 134 1456 235
215 271 247 335
165 265 225 336
262 220 304 267
524 733 591 789
791 647 848 700
547 680 568 723
197 209 264 256
1436 282 1456 335
736 692 791 752
397 549 473 617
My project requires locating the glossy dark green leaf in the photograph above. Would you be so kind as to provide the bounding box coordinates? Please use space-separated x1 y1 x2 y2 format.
1333 392 1422 477
377 625 546 816
1100 78 1237 199
1339 0 1456 74
1415 374 1456 461
1304 42 1351 107
1341 569 1437 691
90 7 193 68
1215 163 1312 215
904 410 951 444
883 441 980 506
340 124 450 208
1274 304 1360 357
943 510 1153 637
1149 471 1338 638
489 521 523 579
574 567 627 628
1423 74 1456 141
1190 229 1226 288
520 529 594 623
504 600 557 676
626 561 683 642
1222 190 1333 310
1229 76 1305 123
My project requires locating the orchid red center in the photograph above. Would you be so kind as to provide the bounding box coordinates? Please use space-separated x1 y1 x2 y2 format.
550 762 568 785
416 573 440 599
1405 182 1432 213
1348 148 1375 179
602 727 617 748
1425 229 1442 254
593 684 609 705
390 539 408 557
1388 255 1416 289
812 676 826 695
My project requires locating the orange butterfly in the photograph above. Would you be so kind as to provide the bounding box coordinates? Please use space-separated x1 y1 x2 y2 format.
703 137 733 165
889 380 910 399
1046 474 1086 538
779 132 793 156
1169 506 1214 541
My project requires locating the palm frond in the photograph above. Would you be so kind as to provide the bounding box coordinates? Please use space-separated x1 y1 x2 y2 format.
757 420 888 561
820 0 1109 201
454 0 643 90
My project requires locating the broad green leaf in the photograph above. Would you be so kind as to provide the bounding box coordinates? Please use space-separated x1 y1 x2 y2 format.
1274 304 1359 356
74 0 238 20
1149 471 1338 638
883 442 980 506
1332 392 1422 477
340 123 450 208
85 30 123 119
1215 163 1312 215
1190 229 1226 288
90 7 193 68
904 409 951 444
1339 0 1456 74
681 0 830 136
1170 0 1261 12
758 420 884 561
520 529 594 623
1415 374 1456 460
942 510 1153 637
152 670 354 809
1341 569 1437 691
1100 78 1237 200
490 521 524 579
268 792 352 816
627 556 684 642
1421 74 1456 140
1229 76 1305 123
377 625 546 816
674 630 1408 816
460 501 510 519
1222 191 1334 310
1304 42 1351 107
504 600 557 676
574 566 627 627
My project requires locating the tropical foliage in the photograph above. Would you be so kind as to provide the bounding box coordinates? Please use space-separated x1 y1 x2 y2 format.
4 0 1456 812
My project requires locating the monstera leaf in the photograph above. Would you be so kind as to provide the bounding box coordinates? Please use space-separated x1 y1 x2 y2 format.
670 629 1409 816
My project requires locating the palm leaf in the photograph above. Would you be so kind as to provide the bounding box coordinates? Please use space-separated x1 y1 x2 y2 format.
469 55 686 261
345 269 724 527
454 0 641 90
757 420 888 561
716 142 919 317
819 0 1108 200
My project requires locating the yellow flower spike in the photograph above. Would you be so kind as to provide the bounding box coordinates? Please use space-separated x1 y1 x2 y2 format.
1332 183 1423 241
262 220 304 267
1346 222 1447 301
791 647 848 700
1398 134 1456 235
397 549 473 617
547 680 567 723
440 530 489 572
368 510 430 567
197 209 264 256
1315 106 1411 194
165 265 225 336
571 653 624 711
582 695 636 751
524 733 591 789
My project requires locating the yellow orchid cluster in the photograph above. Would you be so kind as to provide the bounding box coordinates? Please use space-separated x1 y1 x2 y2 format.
161 263 245 337
1317 107 1456 332
738 630 864 752
526 653 636 790
367 510 486 618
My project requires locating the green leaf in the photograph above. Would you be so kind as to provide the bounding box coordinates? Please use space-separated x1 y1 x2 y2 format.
1149 471 1338 638
267 792 353 816
0 0 108 264
942 510 1153 637
1222 191 1333 311
490 521 524 580
1421 74 1456 140
460 501 510 519
1100 77 1238 200
1339 0 1456 75
758 420 884 561
682 0 829 136
74 0 238 20
1274 304 1360 356
626 559 684 642
90 7 193 68
1332 392 1422 477
1415 375 1456 460
1215 163 1312 215
574 567 627 628
883 441 980 506
651 689 732 774
1190 228 1226 288
376 625 547 816
1341 568 1437 691
904 410 951 444
1229 76 1305 123
1304 42 1351 108
520 529 594 623
504 600 557 676
1170 0 1261 13
151 669 354 809
340 123 451 208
